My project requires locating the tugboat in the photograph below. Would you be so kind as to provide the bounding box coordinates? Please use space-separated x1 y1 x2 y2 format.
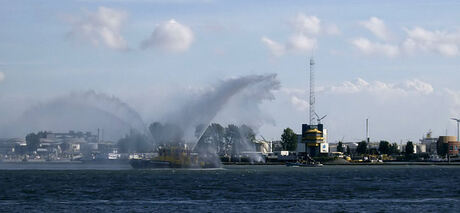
129 144 220 169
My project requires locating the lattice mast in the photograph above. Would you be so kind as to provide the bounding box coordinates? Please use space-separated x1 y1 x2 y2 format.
309 57 316 125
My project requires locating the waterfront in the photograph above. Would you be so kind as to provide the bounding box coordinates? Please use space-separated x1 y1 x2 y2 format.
1 165 460 212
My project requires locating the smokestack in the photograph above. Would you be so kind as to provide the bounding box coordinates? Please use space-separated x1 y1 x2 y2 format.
366 118 369 143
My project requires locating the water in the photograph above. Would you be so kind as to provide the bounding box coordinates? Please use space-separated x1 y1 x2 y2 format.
1 164 460 212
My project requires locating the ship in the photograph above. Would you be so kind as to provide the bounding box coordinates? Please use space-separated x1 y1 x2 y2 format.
129 144 221 169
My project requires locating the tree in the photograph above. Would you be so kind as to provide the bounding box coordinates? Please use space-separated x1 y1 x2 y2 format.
281 128 297 151
378 141 390 155
346 146 351 155
194 124 206 139
194 123 225 154
356 141 368 155
405 141 414 155
337 141 344 153
118 130 152 153
389 143 400 155
149 122 184 145
225 124 241 155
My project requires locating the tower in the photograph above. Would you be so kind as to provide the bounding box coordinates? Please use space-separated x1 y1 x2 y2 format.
309 57 315 125
366 118 369 143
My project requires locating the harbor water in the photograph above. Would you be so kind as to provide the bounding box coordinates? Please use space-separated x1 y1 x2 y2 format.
1 164 460 212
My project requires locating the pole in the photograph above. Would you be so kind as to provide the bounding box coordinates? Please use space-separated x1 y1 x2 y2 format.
457 121 459 141
366 118 369 143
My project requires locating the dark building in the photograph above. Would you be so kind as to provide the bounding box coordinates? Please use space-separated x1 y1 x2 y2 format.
301 124 326 157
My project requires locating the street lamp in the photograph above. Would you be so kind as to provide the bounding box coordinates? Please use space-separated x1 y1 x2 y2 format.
452 118 460 141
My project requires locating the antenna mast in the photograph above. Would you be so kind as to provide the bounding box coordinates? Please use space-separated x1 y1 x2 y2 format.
309 57 316 125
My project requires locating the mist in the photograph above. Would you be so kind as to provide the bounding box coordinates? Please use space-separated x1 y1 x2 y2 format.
0 74 280 147
0 90 148 141
160 73 280 143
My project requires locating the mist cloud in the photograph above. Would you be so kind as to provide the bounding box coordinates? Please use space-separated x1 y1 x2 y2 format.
163 74 280 142
1 91 147 140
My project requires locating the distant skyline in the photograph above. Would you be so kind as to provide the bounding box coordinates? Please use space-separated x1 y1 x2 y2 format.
1 0 460 142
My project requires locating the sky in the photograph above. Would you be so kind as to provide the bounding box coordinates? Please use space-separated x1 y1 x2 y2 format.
1 0 460 143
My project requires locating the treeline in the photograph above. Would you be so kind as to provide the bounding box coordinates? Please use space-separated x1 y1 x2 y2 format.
117 122 256 154
194 123 255 156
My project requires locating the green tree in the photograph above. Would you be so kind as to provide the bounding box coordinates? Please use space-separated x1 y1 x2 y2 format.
346 146 351 155
405 141 414 155
26 131 49 152
337 141 344 153
149 122 184 144
356 141 368 155
195 123 226 154
239 124 256 143
281 128 297 151
117 130 152 153
389 143 400 155
26 133 39 152
225 124 241 155
378 141 390 155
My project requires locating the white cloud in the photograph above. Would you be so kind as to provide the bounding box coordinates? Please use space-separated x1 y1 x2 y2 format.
291 13 321 35
354 17 460 58
360 17 391 41
327 78 433 96
403 79 434 95
286 34 317 52
68 7 128 50
325 24 341 35
291 96 309 111
403 27 460 57
0 72 4 82
261 36 285 57
262 13 340 57
141 19 194 53
352 37 399 57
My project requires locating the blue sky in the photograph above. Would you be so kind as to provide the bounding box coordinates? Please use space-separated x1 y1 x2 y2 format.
1 0 460 142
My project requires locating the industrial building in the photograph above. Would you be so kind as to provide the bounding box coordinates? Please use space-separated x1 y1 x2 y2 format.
437 136 457 156
298 57 328 157
448 141 460 156
420 131 438 154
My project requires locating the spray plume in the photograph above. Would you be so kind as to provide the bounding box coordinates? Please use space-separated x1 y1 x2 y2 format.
1 91 148 140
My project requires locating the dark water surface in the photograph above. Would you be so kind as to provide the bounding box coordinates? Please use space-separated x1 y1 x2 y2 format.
1 164 460 212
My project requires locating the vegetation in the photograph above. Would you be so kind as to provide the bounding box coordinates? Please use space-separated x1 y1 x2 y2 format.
25 131 48 152
346 146 351 155
117 130 152 153
281 128 297 151
337 141 344 153
356 141 368 155
405 141 415 155
378 141 390 155
194 123 256 156
389 143 400 155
